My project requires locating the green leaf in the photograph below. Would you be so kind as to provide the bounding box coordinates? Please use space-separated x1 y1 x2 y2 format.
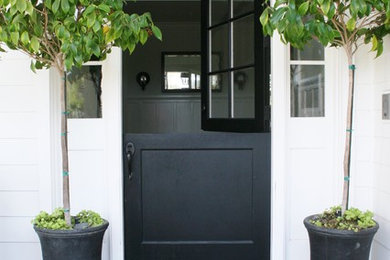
139 29 148 45
52 0 60 13
274 0 286 8
57 25 66 38
21 31 29 45
84 5 95 15
260 8 269 26
75 54 83 65
270 7 287 27
87 12 96 28
321 0 331 15
376 40 383 57
16 0 26 12
371 35 378 51
30 60 36 73
44 0 52 9
91 43 100 57
10 32 19 45
128 42 135 54
298 2 309 16
61 0 70 13
98 4 110 13
152 25 162 41
93 21 101 33
346 18 356 32
31 36 40 52
64 57 73 70
25 2 34 15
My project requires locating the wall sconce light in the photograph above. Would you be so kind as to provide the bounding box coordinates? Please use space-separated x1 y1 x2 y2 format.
234 71 247 90
136 72 150 91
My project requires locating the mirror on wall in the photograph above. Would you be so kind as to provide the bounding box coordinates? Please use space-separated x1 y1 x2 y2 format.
162 52 221 92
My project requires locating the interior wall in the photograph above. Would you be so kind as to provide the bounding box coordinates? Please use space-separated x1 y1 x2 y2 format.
122 1 256 133
123 1 202 133
123 22 202 133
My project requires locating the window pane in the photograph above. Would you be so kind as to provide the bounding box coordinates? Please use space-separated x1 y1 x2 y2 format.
66 65 102 118
210 24 229 71
291 40 324 61
233 15 254 67
291 65 324 117
210 72 229 118
210 0 229 26
233 67 254 118
233 0 253 17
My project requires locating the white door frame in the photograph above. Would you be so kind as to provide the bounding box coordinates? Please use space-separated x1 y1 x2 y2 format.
270 34 289 260
102 47 124 260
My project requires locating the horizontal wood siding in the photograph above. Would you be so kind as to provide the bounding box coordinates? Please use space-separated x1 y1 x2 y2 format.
0 48 51 260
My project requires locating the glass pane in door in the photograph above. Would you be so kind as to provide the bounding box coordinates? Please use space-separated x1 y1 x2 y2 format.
233 15 254 67
210 72 229 118
211 24 230 71
210 0 229 26
233 0 253 17
233 67 254 118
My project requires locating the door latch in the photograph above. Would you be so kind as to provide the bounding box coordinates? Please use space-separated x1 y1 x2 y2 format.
126 142 135 180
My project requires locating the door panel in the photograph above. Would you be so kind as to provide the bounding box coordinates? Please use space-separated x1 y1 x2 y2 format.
124 133 270 260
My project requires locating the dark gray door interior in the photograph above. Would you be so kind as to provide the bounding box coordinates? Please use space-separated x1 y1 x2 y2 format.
124 133 270 260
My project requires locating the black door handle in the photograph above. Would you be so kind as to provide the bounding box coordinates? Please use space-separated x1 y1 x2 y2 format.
126 142 135 180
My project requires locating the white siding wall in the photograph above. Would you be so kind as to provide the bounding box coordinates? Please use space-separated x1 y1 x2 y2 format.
0 48 123 260
354 37 390 259
0 49 52 259
272 37 390 260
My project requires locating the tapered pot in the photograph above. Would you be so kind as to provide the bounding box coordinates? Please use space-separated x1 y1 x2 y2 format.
304 215 378 260
34 220 109 260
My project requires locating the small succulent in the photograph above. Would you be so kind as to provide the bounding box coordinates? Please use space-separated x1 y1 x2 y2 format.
311 206 376 232
76 210 104 227
32 208 103 230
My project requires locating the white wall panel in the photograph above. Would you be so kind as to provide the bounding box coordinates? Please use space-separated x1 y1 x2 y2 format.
0 217 38 242
0 48 51 259
354 36 390 259
0 113 39 138
0 192 39 216
0 243 41 260
0 165 38 191
0 85 40 112
0 140 38 164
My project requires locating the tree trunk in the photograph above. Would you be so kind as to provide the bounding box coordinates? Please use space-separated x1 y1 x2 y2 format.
59 69 71 225
341 54 355 213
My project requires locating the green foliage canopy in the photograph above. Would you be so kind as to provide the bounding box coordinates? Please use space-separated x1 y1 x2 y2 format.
260 0 390 57
0 0 162 72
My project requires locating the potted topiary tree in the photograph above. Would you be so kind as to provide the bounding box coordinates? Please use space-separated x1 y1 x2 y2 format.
260 0 390 259
0 0 161 259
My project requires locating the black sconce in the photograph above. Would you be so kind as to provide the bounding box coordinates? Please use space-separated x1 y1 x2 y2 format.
136 72 150 90
234 71 247 90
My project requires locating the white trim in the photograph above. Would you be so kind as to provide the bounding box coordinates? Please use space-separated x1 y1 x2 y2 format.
270 35 289 260
101 47 124 260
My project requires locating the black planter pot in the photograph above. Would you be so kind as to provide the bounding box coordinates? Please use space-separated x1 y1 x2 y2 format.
34 220 109 260
304 215 379 260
